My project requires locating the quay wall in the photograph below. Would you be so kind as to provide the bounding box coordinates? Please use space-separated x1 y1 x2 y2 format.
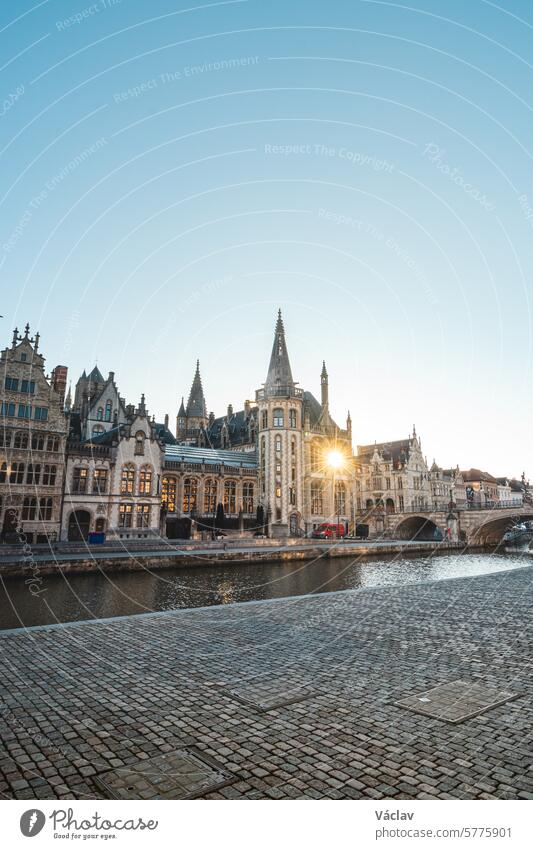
0 540 470 577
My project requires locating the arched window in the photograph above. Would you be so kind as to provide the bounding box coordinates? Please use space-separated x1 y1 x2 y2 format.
105 400 113 422
204 478 217 514
42 465 57 486
97 407 104 421
161 476 177 512
183 478 197 513
311 482 323 515
26 464 41 485
275 435 282 454
289 409 297 428
135 432 145 456
10 462 25 484
139 466 152 495
243 482 254 514
121 464 135 495
273 408 284 427
38 498 53 521
224 480 237 514
14 431 29 449
22 497 37 520
31 433 45 451
92 425 105 437
334 482 346 515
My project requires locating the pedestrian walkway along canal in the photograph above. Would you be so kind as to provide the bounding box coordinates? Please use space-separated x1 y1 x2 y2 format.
0 550 527 630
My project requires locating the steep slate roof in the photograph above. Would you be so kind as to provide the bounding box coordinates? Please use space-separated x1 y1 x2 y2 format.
207 408 256 448
461 468 498 483
357 439 411 463
186 361 207 418
165 444 257 469
154 422 177 445
302 391 340 430
265 309 294 389
87 365 104 383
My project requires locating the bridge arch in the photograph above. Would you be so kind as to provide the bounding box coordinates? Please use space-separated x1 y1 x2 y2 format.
470 512 533 545
394 515 443 541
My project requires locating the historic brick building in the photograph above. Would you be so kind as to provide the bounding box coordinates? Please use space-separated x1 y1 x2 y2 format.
0 325 68 543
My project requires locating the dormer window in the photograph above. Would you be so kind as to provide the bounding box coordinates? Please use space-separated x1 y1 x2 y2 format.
135 432 145 455
105 400 112 422
97 407 104 421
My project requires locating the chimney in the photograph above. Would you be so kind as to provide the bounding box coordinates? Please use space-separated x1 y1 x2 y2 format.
51 365 68 399
227 403 233 418
164 413 169 428
209 411 215 427
244 399 251 417
108 371 115 382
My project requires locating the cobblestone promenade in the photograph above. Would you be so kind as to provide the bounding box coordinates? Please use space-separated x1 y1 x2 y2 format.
1 566 532 800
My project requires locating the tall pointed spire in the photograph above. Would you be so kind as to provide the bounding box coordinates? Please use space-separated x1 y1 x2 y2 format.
186 360 207 418
265 309 294 391
320 360 329 410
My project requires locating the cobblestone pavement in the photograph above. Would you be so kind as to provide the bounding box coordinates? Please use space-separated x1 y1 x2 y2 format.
1 566 532 800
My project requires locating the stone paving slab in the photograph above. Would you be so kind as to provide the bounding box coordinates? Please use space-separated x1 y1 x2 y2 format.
1 565 532 800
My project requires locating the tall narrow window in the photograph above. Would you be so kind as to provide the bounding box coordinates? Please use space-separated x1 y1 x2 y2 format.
139 466 152 495
183 478 197 513
289 409 297 428
42 465 57 486
26 464 41 485
273 408 284 427
136 505 151 528
311 483 323 515
223 480 237 514
10 463 25 484
38 498 53 521
121 465 135 494
204 478 217 513
105 400 113 422
22 497 37 520
93 469 108 494
334 482 346 515
242 482 254 513
135 432 145 455
72 467 88 493
118 504 133 528
97 407 104 421
261 410 268 429
162 476 177 512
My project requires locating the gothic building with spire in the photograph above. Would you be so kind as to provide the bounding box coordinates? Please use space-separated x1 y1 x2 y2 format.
160 310 354 537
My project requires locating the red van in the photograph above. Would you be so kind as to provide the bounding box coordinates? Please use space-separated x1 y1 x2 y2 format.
311 523 346 539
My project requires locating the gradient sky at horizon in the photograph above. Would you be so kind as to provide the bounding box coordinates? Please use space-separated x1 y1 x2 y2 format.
1 0 532 477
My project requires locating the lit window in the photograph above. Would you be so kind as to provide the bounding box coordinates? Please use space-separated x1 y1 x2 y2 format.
243 482 254 513
162 476 177 513
118 504 133 528
204 478 217 513
121 465 135 494
139 467 152 495
223 480 236 514
183 478 198 513
72 467 88 493
93 469 108 494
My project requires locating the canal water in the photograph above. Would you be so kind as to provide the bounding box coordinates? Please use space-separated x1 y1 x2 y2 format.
0 550 528 631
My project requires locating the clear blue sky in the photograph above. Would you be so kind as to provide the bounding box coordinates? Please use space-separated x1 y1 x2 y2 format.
1 0 532 478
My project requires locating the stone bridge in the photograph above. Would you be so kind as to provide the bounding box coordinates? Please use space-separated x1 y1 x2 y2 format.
381 505 533 545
